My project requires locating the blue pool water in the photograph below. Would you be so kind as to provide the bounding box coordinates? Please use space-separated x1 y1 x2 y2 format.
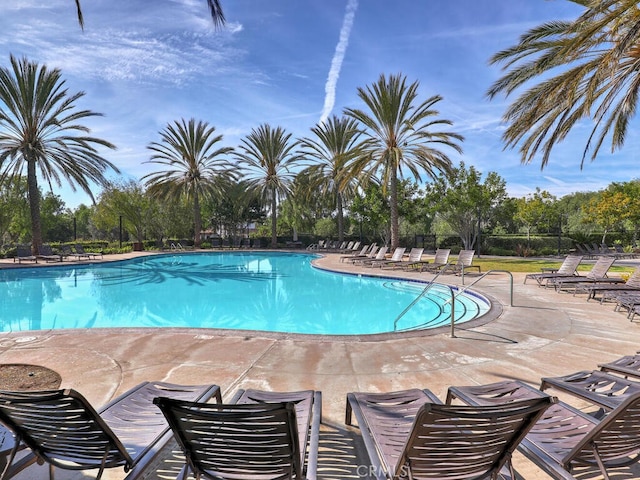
0 252 490 335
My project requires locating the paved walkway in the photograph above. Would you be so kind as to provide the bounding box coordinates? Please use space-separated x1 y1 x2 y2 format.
1 251 640 479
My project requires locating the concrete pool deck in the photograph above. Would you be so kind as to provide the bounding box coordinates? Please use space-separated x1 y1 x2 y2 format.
1 251 640 479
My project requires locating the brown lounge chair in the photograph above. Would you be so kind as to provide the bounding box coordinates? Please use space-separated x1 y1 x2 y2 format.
36 244 62 263
549 255 622 293
0 381 221 480
75 243 102 259
446 379 640 479
366 247 406 268
353 246 387 266
524 255 583 285
13 246 37 264
540 369 640 412
155 388 322 480
345 387 553 480
381 247 424 270
585 265 640 301
449 249 481 276
413 248 451 272
599 353 640 379
340 243 372 263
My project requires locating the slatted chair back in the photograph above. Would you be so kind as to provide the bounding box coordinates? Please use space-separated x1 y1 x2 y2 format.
455 249 475 268
388 247 406 262
154 399 302 480
585 255 616 279
15 245 37 263
433 248 451 265
569 391 640 467
406 248 424 262
396 398 554 480
0 389 133 475
555 255 583 275
624 266 640 289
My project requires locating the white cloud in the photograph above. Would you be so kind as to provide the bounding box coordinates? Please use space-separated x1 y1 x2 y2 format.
319 0 358 124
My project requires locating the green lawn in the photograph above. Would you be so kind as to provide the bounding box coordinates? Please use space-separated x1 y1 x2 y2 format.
461 256 636 274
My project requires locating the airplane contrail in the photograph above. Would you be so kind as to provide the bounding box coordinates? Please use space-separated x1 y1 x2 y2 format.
319 0 358 124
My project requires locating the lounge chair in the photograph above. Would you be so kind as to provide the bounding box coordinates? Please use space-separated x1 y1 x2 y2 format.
603 291 640 318
613 243 637 259
154 388 321 480
585 265 640 301
381 247 423 270
523 255 583 285
540 369 640 412
519 391 640 480
352 246 387 266
0 381 221 480
449 249 481 276
599 353 640 380
76 243 102 259
414 248 451 273
36 244 62 263
446 379 640 480
340 243 371 263
366 247 405 268
13 245 37 264
345 388 554 480
549 255 622 292
339 241 358 253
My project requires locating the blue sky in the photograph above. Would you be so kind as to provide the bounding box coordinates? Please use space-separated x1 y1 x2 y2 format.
2 0 638 209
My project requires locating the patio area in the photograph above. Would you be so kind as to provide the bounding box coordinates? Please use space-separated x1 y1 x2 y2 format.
1 251 639 479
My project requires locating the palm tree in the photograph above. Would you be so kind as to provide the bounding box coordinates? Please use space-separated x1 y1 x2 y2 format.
345 73 464 249
487 0 640 168
0 55 118 255
143 118 235 248
71 0 225 30
235 124 302 248
299 115 367 241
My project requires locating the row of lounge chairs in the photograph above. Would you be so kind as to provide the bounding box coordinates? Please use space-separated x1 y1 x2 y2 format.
13 244 102 264
575 242 638 259
4 355 640 479
341 244 481 276
525 254 640 321
307 239 362 253
347 351 640 479
0 382 321 480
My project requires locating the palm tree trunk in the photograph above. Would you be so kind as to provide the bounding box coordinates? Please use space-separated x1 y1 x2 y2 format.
193 191 202 248
390 171 399 249
26 157 42 256
337 193 344 242
271 187 278 248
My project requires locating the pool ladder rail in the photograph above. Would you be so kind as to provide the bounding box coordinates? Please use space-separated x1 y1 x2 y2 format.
393 264 513 337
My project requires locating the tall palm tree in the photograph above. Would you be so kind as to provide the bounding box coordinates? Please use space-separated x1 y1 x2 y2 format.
487 0 640 168
71 0 225 30
345 73 464 249
0 55 118 255
143 118 235 248
235 124 302 248
299 115 367 241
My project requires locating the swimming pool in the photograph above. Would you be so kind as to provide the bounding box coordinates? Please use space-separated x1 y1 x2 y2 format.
0 252 490 335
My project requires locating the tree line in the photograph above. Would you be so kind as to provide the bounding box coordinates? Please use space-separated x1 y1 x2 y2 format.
2 159 639 256
4 1 640 255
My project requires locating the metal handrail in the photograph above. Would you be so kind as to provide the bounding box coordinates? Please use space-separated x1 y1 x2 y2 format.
444 269 514 337
452 269 514 307
393 267 514 338
393 263 457 331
